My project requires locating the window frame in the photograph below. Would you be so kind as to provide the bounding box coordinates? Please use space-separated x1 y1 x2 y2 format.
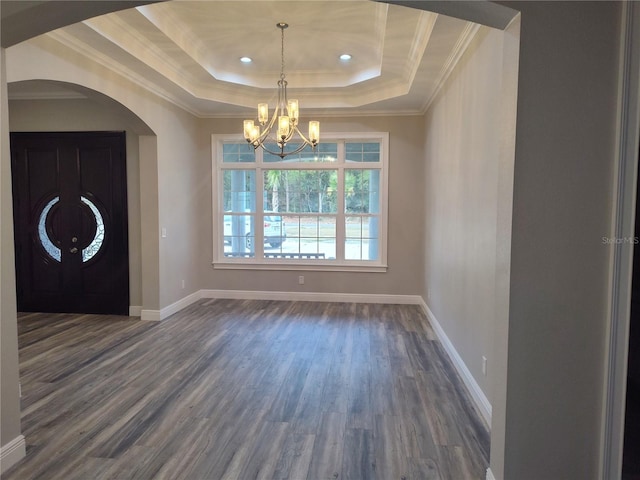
211 132 389 272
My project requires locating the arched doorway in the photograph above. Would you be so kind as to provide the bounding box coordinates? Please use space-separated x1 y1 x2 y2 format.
8 80 156 316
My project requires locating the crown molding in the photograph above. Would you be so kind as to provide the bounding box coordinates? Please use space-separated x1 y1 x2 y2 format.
9 91 87 101
46 30 202 117
421 22 481 114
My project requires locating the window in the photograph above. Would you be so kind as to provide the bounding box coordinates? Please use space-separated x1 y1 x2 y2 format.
37 195 105 263
212 132 388 271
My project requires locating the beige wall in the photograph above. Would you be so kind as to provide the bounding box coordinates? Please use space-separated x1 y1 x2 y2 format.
423 25 505 406
139 135 160 311
8 98 144 307
0 47 22 460
420 21 519 479
499 2 620 479
199 116 425 296
155 107 202 307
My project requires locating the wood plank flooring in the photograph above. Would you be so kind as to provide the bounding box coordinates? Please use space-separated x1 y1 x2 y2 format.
3 299 489 480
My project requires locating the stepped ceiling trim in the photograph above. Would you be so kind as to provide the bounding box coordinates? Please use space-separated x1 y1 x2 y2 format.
14 1 479 117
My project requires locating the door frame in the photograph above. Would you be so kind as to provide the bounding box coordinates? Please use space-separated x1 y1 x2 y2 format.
10 130 130 315
602 2 640 478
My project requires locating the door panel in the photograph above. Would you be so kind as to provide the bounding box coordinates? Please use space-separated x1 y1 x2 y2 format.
11 132 129 315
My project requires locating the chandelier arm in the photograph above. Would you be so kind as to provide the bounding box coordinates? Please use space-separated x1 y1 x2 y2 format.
251 126 289 154
259 143 289 158
278 79 288 117
267 104 281 127
263 130 288 148
277 125 307 148
266 104 281 131
291 124 317 146
286 141 315 156
283 126 296 144
250 104 281 147
260 141 309 159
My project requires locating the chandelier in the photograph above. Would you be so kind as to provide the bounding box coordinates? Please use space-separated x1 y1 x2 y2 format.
243 22 320 159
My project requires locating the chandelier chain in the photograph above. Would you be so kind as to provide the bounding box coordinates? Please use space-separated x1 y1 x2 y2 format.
281 25 285 80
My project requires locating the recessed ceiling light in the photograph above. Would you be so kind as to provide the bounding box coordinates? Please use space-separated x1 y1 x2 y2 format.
240 57 252 63
340 54 352 61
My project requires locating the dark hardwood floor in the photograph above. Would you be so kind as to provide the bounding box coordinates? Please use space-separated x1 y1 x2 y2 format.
4 299 489 479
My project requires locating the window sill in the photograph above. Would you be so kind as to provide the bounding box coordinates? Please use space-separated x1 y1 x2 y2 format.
212 261 388 273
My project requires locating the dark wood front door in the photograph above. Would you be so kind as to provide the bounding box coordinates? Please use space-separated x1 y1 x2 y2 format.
11 132 129 315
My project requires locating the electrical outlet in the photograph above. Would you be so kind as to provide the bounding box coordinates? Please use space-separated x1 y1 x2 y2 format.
298 275 305 285
181 279 185 289
427 288 431 300
482 356 487 376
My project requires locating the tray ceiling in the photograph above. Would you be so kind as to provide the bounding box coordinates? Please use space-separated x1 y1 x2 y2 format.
9 1 479 117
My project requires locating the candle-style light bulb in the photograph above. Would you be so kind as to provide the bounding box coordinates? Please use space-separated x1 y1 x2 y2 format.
250 124 260 143
278 116 290 139
243 120 255 140
309 121 320 144
287 100 299 124
258 103 269 124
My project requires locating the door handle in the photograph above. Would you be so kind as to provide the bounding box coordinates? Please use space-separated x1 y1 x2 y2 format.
69 247 78 254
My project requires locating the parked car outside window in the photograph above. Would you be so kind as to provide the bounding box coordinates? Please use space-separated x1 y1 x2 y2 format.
224 213 286 248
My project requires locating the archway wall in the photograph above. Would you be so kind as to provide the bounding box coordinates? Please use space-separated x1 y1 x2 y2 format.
1 47 22 465
7 35 204 312
500 3 621 479
421 17 510 443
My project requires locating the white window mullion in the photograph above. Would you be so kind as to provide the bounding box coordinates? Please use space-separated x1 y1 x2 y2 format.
255 147 265 259
255 166 264 259
380 132 389 266
336 141 346 262
213 142 220 262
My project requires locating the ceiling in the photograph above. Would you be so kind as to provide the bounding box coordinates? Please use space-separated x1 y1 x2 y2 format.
7 1 479 118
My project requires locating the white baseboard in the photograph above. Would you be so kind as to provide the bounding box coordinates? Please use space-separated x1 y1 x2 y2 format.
419 299 492 427
199 289 422 305
159 291 201 320
486 467 496 480
140 309 161 321
0 435 25 474
140 290 422 322
140 291 202 321
129 306 142 317
141 290 421 321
